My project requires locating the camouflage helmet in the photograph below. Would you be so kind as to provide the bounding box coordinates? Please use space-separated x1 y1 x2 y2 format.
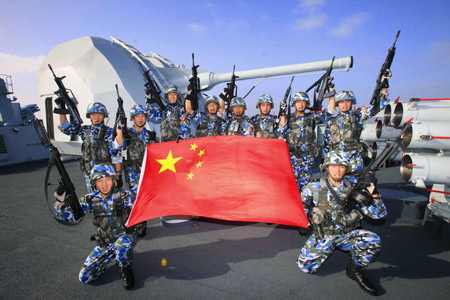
335 90 357 105
90 164 118 182
130 104 149 119
324 150 350 169
86 102 108 118
204 95 221 110
256 94 274 109
230 97 246 109
291 91 310 107
164 84 181 100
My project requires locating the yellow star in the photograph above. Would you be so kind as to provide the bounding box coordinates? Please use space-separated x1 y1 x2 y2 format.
187 172 194 180
197 149 205 157
190 143 198 151
196 161 203 168
156 150 182 174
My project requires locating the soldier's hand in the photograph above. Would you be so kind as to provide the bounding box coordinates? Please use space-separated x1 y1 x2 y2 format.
185 86 193 101
53 190 66 203
382 69 392 81
280 101 287 112
329 82 335 92
116 175 123 189
54 97 66 110
219 88 228 101
298 226 312 236
117 118 125 130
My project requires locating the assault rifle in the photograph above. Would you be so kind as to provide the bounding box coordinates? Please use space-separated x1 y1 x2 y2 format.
113 84 131 145
48 64 83 130
140 62 165 111
305 56 335 111
32 119 84 222
222 65 239 119
275 76 295 129
370 30 400 115
188 53 201 111
343 118 413 212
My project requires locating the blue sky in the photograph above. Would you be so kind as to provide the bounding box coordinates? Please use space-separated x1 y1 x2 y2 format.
1 0 449 117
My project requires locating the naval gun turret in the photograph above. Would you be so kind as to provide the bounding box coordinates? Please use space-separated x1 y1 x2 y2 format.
38 36 353 155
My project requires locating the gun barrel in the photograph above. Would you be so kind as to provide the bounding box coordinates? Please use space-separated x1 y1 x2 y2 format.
198 56 353 90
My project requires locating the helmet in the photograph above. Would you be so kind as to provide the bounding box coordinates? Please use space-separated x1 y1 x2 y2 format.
130 104 149 119
164 85 181 100
204 95 220 110
90 164 118 182
324 150 350 170
335 90 357 104
256 94 274 109
230 97 246 109
291 92 310 107
86 102 108 118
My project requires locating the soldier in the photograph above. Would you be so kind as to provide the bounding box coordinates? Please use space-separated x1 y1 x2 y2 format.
54 164 138 290
220 96 255 137
58 102 122 193
279 91 336 191
146 85 192 142
324 71 391 174
185 94 226 137
251 94 282 139
297 150 386 296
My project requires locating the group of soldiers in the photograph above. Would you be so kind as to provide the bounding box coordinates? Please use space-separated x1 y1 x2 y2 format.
54 69 392 295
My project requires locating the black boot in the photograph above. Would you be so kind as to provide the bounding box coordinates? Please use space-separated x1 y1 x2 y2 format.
119 266 135 290
346 260 378 296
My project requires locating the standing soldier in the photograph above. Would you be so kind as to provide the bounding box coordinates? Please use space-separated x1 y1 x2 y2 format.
220 96 255 137
324 71 391 174
54 164 138 290
146 85 192 142
185 94 226 137
280 91 335 191
251 94 282 139
58 102 123 193
297 150 386 296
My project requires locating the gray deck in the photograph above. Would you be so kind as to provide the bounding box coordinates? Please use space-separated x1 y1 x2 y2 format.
1 160 449 299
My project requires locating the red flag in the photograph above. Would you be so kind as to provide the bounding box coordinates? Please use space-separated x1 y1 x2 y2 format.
127 136 308 227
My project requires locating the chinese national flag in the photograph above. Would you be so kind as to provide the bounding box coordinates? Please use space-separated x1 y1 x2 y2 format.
127 135 308 227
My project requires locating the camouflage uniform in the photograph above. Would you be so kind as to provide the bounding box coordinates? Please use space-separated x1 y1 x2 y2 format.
146 85 192 142
280 92 335 191
58 121 121 193
297 151 387 274
251 94 283 139
190 96 226 137
224 97 255 137
324 91 390 173
55 165 137 285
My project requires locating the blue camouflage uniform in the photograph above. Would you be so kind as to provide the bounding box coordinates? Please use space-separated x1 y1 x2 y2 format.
190 110 226 137
58 121 122 193
251 114 283 139
280 110 335 191
121 126 157 191
324 93 390 173
146 103 192 141
224 114 255 137
55 189 137 284
297 176 387 274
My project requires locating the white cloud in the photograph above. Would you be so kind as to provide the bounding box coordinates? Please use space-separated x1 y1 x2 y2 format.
293 12 327 31
0 53 45 74
430 41 450 62
293 0 325 13
330 12 372 37
188 23 207 33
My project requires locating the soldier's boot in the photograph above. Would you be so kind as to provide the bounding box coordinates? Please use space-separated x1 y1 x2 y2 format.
119 266 135 290
346 260 378 296
136 221 147 238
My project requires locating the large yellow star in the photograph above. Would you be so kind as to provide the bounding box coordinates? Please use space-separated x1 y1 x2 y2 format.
190 143 198 151
156 150 182 174
197 149 205 157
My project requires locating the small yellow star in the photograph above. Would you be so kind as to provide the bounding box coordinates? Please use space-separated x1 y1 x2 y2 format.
156 150 182 174
187 172 194 180
196 161 203 168
190 143 198 151
197 149 205 157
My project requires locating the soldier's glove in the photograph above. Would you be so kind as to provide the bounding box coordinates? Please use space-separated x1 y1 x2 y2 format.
145 88 153 105
298 226 312 236
54 97 66 110
54 184 66 203
219 88 228 101
117 117 126 130
116 175 123 189
280 101 287 113
381 69 392 88
363 170 377 185
184 86 194 101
